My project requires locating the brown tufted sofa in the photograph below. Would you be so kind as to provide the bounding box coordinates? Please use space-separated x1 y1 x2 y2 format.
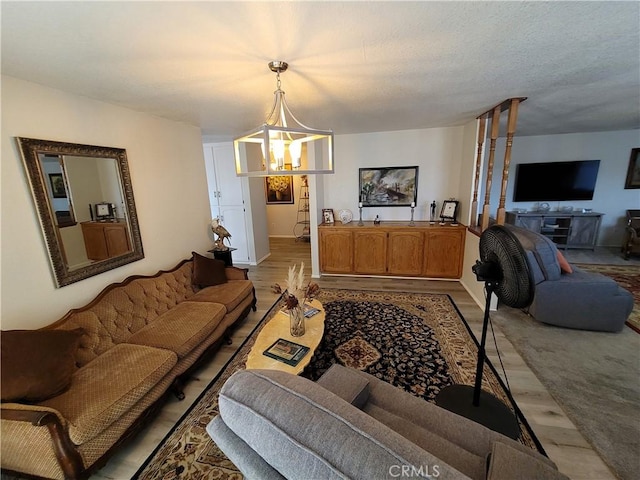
0 258 256 480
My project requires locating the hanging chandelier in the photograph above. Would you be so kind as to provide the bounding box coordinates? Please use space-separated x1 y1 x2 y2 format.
233 61 334 176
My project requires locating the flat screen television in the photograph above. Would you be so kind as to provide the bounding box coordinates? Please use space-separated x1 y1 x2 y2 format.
513 160 600 202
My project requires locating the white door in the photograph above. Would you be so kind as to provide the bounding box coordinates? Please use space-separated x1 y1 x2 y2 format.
203 143 250 264
212 144 244 206
219 205 250 264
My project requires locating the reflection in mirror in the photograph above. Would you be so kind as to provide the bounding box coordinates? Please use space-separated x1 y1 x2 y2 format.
17 138 144 287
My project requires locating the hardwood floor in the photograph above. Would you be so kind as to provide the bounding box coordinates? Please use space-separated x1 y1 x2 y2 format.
93 237 617 480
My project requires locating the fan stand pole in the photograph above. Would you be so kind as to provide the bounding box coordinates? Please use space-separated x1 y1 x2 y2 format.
472 282 494 406
435 282 520 439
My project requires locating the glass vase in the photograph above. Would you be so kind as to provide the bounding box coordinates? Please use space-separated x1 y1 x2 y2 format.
289 305 305 337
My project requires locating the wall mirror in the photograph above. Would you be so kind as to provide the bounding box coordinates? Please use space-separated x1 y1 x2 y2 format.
17 137 144 287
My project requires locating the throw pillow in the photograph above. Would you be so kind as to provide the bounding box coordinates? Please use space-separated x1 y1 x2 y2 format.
556 250 573 274
192 251 228 287
1 328 84 403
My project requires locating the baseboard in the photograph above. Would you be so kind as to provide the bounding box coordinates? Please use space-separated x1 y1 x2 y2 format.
255 252 271 265
460 278 496 311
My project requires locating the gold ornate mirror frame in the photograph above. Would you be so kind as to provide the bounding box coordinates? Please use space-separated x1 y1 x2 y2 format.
17 137 144 287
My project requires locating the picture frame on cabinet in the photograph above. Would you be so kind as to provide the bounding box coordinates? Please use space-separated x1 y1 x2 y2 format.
322 208 335 224
265 175 294 204
359 166 418 207
440 200 459 223
94 202 115 221
624 148 640 189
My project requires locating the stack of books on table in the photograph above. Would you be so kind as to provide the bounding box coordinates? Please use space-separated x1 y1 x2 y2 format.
263 338 310 366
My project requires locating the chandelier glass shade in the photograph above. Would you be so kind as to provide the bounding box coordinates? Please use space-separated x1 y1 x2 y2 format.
233 61 334 176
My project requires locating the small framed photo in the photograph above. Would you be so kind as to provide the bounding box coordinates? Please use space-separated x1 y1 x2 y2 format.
625 148 640 189
94 202 114 220
322 208 335 224
440 200 459 222
48 173 67 198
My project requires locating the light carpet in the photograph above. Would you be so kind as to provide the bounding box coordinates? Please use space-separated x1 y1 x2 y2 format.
493 306 640 480
134 289 542 479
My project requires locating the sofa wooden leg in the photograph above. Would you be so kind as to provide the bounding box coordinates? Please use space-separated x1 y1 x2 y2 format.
171 380 185 401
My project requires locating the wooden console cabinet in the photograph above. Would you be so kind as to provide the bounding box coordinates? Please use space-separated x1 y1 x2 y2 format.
319 222 466 279
505 211 603 250
81 221 131 261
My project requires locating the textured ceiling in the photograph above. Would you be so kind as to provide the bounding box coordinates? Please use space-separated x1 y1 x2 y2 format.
2 1 639 141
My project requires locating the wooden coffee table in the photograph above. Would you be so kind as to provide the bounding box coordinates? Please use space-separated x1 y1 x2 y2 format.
245 299 325 375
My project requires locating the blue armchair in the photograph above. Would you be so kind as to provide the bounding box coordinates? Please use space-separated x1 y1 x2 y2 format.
506 225 633 332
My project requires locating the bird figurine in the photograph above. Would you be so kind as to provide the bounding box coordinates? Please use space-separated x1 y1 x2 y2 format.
211 218 232 251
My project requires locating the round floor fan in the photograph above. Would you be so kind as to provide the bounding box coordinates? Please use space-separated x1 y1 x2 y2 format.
435 224 534 439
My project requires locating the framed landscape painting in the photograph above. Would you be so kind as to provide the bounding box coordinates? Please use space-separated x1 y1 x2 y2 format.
359 166 418 207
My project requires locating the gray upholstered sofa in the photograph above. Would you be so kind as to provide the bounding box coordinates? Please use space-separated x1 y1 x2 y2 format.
207 366 569 480
506 224 633 332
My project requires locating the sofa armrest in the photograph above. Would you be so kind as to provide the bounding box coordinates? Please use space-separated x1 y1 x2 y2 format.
1 403 84 479
316 364 371 408
225 266 249 281
217 369 470 479
487 441 568 480
531 269 633 331
1 402 65 425
207 415 286 480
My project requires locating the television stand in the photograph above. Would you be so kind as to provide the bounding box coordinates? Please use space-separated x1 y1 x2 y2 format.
505 211 603 250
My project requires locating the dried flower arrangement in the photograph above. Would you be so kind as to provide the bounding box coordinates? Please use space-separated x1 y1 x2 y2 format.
271 262 320 310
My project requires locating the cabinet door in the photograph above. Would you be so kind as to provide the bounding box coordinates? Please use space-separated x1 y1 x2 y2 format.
516 215 543 232
212 144 245 206
219 205 250 263
568 216 600 248
203 146 219 207
81 224 108 261
353 230 387 274
204 142 252 263
423 229 464 278
104 224 131 257
320 230 353 273
388 231 423 276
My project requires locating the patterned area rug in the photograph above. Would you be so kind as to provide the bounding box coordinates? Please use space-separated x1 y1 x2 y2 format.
134 290 541 479
575 263 640 333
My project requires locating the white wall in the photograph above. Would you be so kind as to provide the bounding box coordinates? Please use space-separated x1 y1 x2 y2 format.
309 126 467 276
247 177 271 263
324 127 466 222
458 119 489 309
457 119 482 226
1 76 211 329
266 174 307 237
483 130 640 246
